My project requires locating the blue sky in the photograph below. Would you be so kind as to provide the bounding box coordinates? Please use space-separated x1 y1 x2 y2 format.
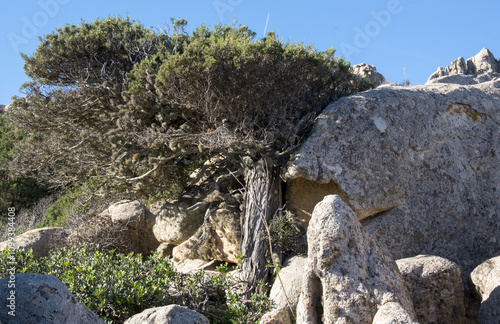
1 0 499 105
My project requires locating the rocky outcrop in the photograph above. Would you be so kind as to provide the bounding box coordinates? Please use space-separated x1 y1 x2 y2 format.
0 227 70 259
260 255 307 324
471 255 500 323
124 305 209 324
153 188 208 245
396 255 467 324
372 302 418 324
154 181 242 264
0 273 105 323
259 306 292 324
296 195 415 323
287 79 500 274
352 63 387 87
269 255 307 313
427 48 500 84
172 207 240 264
69 200 159 255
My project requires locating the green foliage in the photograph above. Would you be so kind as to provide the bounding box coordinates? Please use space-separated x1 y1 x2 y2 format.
38 177 133 228
9 17 369 193
1 245 271 323
268 210 305 256
0 114 49 217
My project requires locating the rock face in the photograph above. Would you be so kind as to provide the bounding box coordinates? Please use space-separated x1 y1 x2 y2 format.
0 227 69 259
296 195 415 323
259 306 292 324
372 302 418 324
287 79 500 274
260 255 307 324
352 63 387 87
471 255 500 323
69 200 159 255
124 305 209 324
172 207 240 264
396 255 467 324
269 255 307 313
154 184 241 264
0 273 104 323
427 48 500 84
153 189 207 245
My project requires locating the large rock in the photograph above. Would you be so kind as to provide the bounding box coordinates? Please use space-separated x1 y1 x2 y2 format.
0 227 69 259
124 305 209 324
396 255 466 324
471 255 500 323
260 255 307 324
172 207 240 263
427 48 500 84
287 79 500 274
153 189 207 245
0 273 104 323
259 306 292 324
296 195 415 323
69 200 159 255
352 63 387 87
269 255 307 312
372 302 419 324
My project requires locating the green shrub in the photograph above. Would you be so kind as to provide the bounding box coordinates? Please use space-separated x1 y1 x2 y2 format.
38 177 133 228
0 114 49 219
268 210 306 256
0 245 271 323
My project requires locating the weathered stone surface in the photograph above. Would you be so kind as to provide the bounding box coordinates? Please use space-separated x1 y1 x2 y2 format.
261 255 306 324
156 242 174 258
0 273 105 323
427 48 500 84
269 255 307 313
0 227 69 259
287 79 500 274
471 255 500 323
153 188 207 245
396 255 466 324
259 306 292 324
108 200 145 226
124 305 209 324
372 302 419 324
296 195 415 324
69 200 159 255
352 63 387 87
172 207 240 263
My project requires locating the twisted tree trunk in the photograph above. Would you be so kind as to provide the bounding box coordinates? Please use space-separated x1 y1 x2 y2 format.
240 157 281 290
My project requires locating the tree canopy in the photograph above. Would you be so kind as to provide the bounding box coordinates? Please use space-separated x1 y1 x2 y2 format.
8 16 369 193
6 15 372 291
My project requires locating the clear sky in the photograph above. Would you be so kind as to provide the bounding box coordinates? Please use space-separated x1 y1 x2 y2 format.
1 0 499 105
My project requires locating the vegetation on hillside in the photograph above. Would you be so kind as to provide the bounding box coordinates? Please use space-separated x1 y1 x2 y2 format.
1 245 271 323
1 15 371 321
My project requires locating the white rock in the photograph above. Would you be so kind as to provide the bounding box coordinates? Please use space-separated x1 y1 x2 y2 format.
296 195 415 324
397 255 466 324
471 255 500 323
287 79 500 274
427 48 500 84
124 305 209 324
0 227 69 259
0 273 105 323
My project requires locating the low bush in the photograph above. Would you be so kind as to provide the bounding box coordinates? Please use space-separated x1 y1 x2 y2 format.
0 244 271 323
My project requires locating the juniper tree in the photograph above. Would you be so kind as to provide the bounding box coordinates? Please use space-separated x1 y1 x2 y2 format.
8 17 370 288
